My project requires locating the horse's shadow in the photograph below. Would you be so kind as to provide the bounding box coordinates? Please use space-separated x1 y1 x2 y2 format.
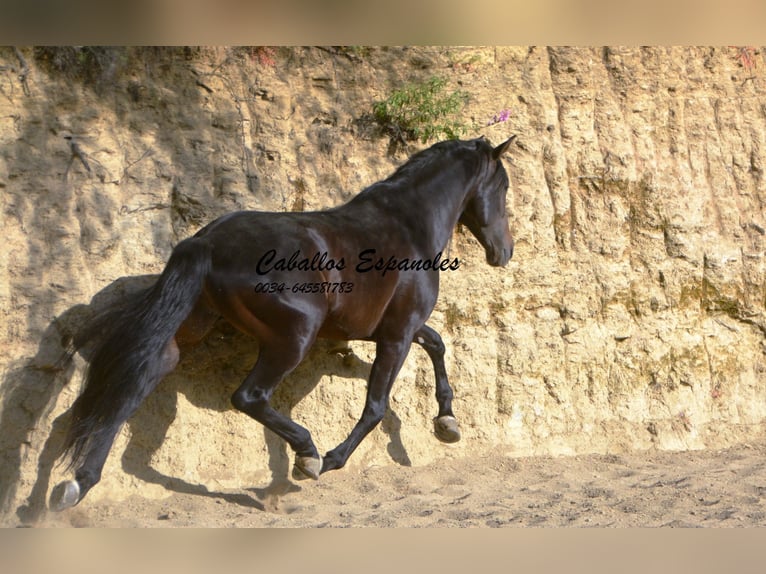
4 275 412 525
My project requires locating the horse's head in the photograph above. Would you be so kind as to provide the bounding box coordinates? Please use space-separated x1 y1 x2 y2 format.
459 135 516 267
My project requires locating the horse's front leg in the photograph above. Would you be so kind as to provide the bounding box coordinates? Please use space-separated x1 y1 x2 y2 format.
321 339 411 474
413 324 461 443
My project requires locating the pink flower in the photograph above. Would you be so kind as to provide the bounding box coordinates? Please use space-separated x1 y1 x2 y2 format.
487 109 511 126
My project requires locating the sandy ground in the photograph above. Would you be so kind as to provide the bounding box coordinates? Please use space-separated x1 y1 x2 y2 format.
25 441 766 528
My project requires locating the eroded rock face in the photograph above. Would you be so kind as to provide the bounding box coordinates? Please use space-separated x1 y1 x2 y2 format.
2 46 766 517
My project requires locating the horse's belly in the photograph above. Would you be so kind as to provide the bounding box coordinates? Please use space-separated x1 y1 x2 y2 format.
319 290 395 340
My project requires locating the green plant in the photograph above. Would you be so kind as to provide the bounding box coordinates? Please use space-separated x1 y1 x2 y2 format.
373 76 468 146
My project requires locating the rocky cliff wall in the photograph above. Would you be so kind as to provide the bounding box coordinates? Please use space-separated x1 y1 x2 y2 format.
2 46 766 520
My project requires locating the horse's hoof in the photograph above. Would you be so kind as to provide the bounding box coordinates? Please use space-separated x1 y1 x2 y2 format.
49 480 80 512
434 415 461 443
292 455 322 481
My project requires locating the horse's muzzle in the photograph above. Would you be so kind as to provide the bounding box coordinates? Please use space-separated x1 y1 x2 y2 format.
487 241 513 267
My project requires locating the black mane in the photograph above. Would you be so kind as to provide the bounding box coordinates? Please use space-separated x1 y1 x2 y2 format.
351 138 487 203
386 138 484 184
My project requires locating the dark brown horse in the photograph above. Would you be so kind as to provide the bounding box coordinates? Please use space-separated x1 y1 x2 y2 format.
49 135 516 511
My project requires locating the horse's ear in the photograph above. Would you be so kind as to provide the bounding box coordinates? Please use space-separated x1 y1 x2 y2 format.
491 135 516 159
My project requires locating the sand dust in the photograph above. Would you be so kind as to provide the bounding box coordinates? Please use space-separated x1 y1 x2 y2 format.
29 440 766 528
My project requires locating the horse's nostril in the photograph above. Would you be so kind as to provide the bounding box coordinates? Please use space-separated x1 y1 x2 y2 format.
497 245 513 266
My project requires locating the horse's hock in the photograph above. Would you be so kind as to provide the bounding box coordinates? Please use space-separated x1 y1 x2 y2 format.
3 46 766 516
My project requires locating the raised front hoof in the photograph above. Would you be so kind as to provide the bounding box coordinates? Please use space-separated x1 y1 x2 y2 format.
434 415 461 443
292 455 322 481
49 480 81 512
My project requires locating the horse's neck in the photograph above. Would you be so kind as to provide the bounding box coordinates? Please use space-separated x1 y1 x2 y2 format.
353 166 472 254
412 166 473 253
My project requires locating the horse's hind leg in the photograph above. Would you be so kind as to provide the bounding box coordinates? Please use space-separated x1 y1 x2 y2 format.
50 339 180 511
231 339 322 481
413 325 461 443
50 420 127 511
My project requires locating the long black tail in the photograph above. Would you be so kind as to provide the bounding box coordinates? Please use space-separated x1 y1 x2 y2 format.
61 236 213 469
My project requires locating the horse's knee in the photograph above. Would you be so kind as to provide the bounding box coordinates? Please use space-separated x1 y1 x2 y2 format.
363 402 388 425
231 387 273 418
231 388 254 412
415 328 445 356
429 336 445 356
